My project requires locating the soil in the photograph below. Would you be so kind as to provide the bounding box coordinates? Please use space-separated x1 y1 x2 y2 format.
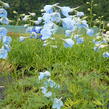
0 74 12 100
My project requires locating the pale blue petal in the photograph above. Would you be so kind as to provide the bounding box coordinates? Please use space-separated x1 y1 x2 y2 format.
0 8 7 17
0 27 7 36
64 38 74 48
52 98 64 109
65 30 72 37
87 29 95 36
77 12 84 17
41 29 52 40
76 37 84 44
44 5 53 13
60 7 71 17
0 17 9 24
0 48 8 59
19 36 27 42
3 36 12 44
103 52 109 58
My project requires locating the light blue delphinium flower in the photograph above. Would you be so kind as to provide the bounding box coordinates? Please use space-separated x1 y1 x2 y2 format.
74 35 79 39
41 29 52 40
44 78 60 88
2 36 12 44
41 87 47 94
38 17 43 22
34 26 42 33
93 46 100 52
43 13 52 23
44 91 52 97
34 20 41 25
0 17 9 24
0 48 8 59
103 52 109 58
2 44 11 52
62 17 75 30
34 17 43 25
38 71 51 80
87 28 95 36
44 5 54 14
43 22 57 31
0 27 7 36
0 8 7 17
19 36 27 42
65 30 72 37
77 12 84 17
60 6 71 17
26 27 33 34
82 20 89 27
77 20 89 29
93 40 106 45
94 44 108 52
30 32 37 39
63 38 74 48
52 98 64 109
41 87 52 97
51 12 61 23
76 37 84 44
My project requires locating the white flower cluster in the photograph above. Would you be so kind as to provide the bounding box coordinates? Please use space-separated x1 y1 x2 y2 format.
93 30 109 57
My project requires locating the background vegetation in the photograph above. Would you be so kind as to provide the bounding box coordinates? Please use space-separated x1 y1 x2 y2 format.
2 0 109 21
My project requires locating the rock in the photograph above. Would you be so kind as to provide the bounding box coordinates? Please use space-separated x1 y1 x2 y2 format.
0 86 5 99
0 75 12 100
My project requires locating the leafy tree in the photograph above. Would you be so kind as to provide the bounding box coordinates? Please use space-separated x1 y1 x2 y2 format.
2 0 109 21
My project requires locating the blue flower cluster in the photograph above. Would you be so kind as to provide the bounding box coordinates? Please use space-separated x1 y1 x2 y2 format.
21 4 96 46
38 71 63 109
0 3 12 59
20 4 109 57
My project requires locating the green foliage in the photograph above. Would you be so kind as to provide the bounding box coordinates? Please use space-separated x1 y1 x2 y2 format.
2 0 109 21
8 34 109 74
63 72 109 109
0 76 52 109
0 34 109 108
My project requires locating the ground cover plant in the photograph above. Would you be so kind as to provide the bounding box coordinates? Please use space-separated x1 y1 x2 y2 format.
0 1 109 109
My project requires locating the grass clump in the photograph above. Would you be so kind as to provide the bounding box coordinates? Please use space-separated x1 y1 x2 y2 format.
8 35 109 74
